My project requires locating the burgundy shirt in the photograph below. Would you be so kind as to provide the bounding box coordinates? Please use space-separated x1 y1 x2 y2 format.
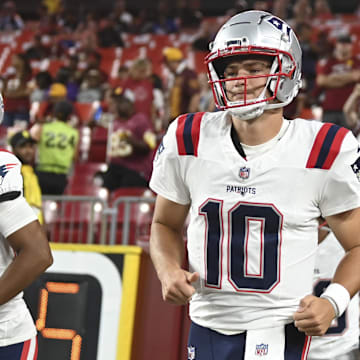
170 68 200 121
123 78 154 124
110 112 154 180
317 56 360 111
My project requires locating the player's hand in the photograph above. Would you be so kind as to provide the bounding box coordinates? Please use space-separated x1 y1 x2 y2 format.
160 269 199 305
293 295 336 336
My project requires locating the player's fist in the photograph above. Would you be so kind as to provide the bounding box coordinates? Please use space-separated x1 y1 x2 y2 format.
293 295 336 336
160 269 199 305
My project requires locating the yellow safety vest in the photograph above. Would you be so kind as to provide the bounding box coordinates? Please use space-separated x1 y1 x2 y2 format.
21 165 44 224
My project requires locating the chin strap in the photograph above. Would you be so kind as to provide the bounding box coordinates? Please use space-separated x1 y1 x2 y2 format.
228 101 266 121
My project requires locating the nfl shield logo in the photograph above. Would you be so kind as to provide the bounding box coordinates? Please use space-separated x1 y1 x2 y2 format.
255 343 268 356
239 166 250 180
188 346 196 359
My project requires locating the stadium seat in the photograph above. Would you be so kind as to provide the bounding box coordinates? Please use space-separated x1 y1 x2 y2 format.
87 126 108 162
73 102 97 125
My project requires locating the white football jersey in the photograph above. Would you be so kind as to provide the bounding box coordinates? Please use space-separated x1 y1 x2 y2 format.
150 111 360 334
308 232 359 360
0 150 37 346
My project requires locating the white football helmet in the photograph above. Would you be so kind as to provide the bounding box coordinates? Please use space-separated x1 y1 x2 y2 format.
0 93 3 124
205 10 302 120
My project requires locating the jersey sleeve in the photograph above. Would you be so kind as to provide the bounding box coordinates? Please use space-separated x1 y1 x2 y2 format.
149 120 191 205
0 196 38 238
0 151 23 198
319 132 360 217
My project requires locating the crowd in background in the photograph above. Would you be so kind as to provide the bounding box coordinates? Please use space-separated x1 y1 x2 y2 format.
1 0 360 196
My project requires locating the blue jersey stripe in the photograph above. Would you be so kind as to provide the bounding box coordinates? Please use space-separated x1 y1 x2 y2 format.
183 113 195 155
314 124 341 169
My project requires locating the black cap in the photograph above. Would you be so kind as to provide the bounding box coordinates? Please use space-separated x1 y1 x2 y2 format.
10 130 36 148
53 100 73 120
337 34 352 43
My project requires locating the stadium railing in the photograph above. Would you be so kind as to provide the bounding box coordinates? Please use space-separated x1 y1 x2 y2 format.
43 192 155 245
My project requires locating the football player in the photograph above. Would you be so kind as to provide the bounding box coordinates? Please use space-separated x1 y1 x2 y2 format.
308 224 359 360
150 10 360 359
0 93 53 359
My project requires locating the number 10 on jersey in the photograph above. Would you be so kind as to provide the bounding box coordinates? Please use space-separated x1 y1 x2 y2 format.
199 200 283 293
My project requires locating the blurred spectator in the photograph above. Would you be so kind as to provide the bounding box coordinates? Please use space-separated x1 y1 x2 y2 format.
9 130 44 225
99 87 156 191
42 0 63 15
48 82 67 102
253 0 271 11
178 0 203 30
131 8 155 34
177 3 203 43
109 64 129 88
112 0 133 32
24 34 51 61
151 1 178 34
316 34 360 127
148 62 166 132
97 18 124 48
198 72 215 113
192 20 215 52
33 82 68 123
74 12 99 53
343 83 360 136
2 53 32 127
79 50 107 85
0 1 24 31
29 71 53 103
227 0 249 16
77 69 103 103
272 0 289 20
295 22 318 94
162 47 200 124
123 58 155 127
288 0 313 28
313 0 332 21
36 4 59 35
56 54 82 101
32 100 79 195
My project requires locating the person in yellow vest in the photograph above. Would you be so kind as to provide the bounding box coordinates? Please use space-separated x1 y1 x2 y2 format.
31 100 79 194
9 130 44 225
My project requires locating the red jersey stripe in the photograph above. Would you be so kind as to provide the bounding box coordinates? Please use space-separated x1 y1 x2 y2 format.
176 114 187 155
301 335 311 360
191 112 205 157
20 339 31 360
33 337 38 360
321 127 349 169
306 123 332 169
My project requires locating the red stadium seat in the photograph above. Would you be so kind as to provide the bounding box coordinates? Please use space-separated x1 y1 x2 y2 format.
73 102 97 125
87 126 108 162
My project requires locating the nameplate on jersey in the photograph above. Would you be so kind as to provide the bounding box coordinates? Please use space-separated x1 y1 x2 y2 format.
176 112 205 156
306 123 348 170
